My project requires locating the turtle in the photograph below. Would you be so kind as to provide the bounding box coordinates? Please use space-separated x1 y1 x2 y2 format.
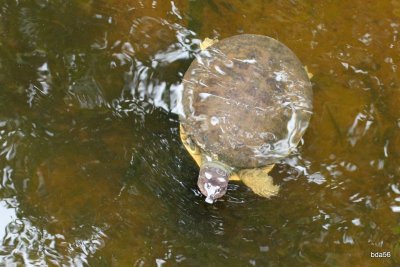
179 34 313 203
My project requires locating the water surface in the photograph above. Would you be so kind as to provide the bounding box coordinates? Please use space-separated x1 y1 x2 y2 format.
0 0 399 266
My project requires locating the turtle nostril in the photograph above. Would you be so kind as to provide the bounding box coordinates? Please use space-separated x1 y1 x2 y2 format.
205 195 214 204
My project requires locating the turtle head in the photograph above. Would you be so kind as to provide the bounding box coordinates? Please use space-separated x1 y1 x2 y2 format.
197 162 230 204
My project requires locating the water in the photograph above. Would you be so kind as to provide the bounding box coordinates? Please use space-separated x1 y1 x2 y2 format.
0 0 399 266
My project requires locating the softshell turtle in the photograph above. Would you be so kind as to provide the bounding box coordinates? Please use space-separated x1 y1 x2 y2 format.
179 34 313 203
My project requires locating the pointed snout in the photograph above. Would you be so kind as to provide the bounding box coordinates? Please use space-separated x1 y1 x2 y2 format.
197 162 230 203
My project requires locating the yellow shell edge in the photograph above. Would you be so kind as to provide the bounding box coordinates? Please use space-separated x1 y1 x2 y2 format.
200 37 218 51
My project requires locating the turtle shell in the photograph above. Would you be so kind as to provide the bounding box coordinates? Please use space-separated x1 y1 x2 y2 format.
180 34 312 168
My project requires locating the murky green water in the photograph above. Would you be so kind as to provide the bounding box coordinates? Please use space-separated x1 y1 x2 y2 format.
0 0 400 266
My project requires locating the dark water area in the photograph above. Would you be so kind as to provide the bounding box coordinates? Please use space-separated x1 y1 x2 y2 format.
0 0 399 266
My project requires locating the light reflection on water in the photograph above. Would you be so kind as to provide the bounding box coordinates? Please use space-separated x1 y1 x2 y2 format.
0 0 399 266
0 199 16 241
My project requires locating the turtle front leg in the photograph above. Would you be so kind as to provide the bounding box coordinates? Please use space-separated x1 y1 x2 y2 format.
179 124 203 167
238 166 279 198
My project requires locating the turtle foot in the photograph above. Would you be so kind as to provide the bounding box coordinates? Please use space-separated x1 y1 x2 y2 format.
238 168 279 198
179 124 202 167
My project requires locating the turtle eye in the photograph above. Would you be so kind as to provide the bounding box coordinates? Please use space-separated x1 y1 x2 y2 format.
216 168 226 176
